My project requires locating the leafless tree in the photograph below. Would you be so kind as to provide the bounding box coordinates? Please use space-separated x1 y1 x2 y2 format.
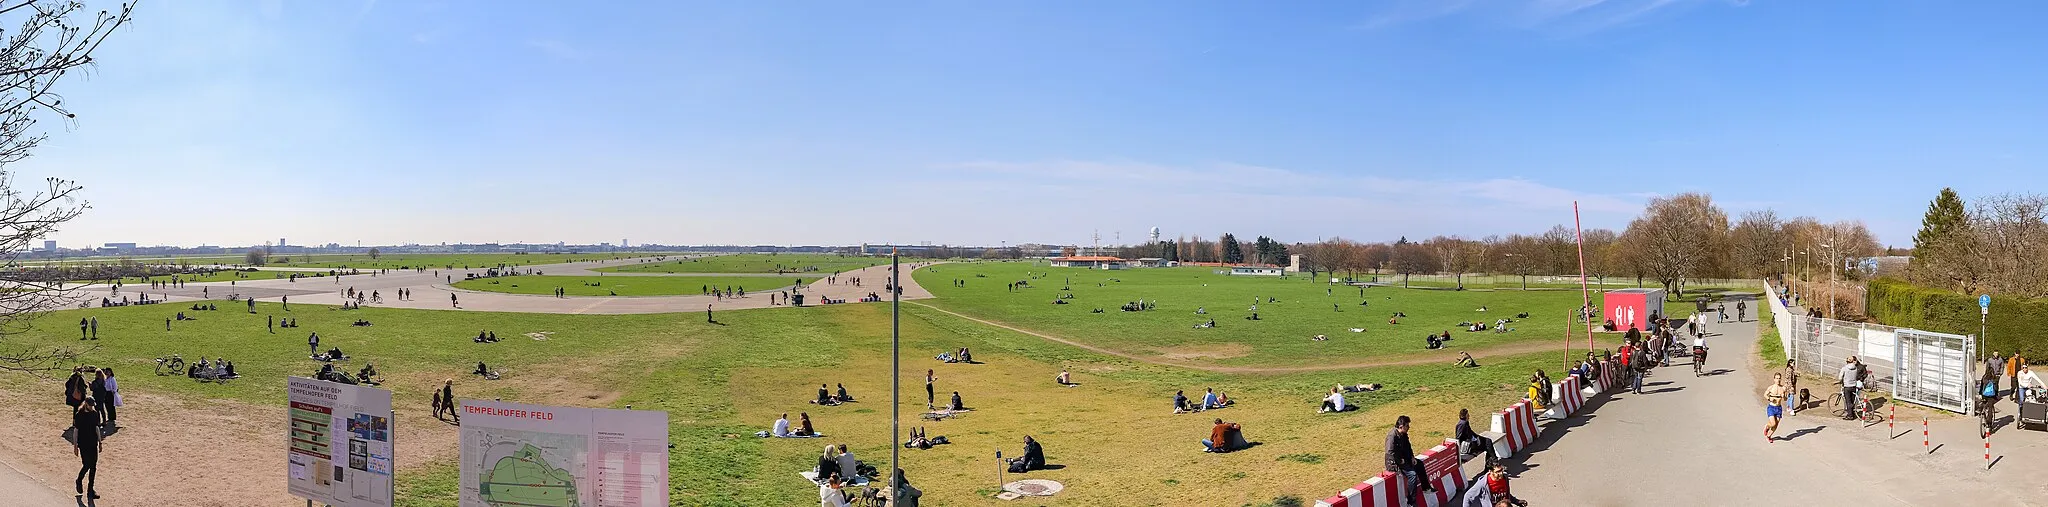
0 1 136 374
1730 210 1787 278
1621 193 1728 295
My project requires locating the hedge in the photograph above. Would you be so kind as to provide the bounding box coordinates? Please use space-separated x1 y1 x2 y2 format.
1865 278 2048 359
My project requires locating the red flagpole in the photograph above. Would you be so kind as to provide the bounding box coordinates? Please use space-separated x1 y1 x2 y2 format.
1574 201 1594 351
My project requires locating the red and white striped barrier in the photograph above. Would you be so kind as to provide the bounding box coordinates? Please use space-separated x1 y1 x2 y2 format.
1548 375 1585 418
1316 472 1400 507
1489 399 1538 458
1414 438 1470 507
1316 439 1470 507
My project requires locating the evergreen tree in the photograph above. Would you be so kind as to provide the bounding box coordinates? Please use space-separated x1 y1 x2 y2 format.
1220 233 1244 264
1912 187 1968 257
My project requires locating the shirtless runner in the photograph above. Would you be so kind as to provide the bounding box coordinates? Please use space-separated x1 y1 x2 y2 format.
1764 373 1788 442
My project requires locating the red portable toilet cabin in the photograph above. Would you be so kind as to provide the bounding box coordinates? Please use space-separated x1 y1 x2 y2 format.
1603 288 1667 332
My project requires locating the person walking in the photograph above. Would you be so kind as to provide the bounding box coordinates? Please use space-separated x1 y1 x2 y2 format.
1784 359 1800 416
268 315 275 334
72 398 102 500
442 380 459 423
451 292 459 308
1631 345 1648 395
64 369 87 409
309 332 321 357
925 370 937 410
91 368 118 428
1737 300 1747 322
90 317 97 339
1839 356 1862 421
2009 353 2024 403
79 317 87 340
1764 373 1787 442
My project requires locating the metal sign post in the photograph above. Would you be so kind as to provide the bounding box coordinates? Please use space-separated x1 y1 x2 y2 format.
1981 295 1990 363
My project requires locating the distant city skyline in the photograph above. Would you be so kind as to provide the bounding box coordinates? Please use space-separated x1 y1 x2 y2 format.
21 1 2048 249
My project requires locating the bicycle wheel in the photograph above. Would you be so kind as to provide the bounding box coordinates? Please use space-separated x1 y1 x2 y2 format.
1827 392 1845 417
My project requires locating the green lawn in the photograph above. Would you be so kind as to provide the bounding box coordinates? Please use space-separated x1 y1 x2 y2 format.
914 263 1706 368
0 266 1758 506
451 275 815 297
598 253 884 274
87 269 292 285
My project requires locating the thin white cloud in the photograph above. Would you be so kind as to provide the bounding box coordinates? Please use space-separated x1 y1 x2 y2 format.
1360 0 1711 34
933 159 1648 243
527 39 585 60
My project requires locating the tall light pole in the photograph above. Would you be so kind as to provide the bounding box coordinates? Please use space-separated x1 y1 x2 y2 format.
1818 242 1835 319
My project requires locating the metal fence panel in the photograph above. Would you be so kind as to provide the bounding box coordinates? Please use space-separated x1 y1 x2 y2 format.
1894 329 1974 414
1787 312 1974 414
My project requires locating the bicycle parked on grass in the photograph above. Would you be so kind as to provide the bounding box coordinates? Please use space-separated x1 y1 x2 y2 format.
154 354 185 376
1829 384 1883 424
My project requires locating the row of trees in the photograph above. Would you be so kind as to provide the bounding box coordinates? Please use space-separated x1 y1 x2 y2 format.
1289 193 1882 293
1116 233 1291 265
1907 189 2048 297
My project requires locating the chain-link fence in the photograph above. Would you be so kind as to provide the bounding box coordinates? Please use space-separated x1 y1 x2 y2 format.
1772 282 1974 414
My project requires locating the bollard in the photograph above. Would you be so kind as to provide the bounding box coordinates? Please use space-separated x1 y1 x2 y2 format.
1923 417 1930 452
1985 430 1992 469
1889 404 1895 438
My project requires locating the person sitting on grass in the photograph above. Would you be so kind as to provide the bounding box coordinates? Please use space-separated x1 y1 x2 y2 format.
1055 370 1073 386
1426 334 1443 350
815 445 842 486
836 383 854 402
1174 390 1193 413
772 413 793 437
795 412 817 437
474 361 491 377
1195 307 1206 315
813 384 838 406
1006 436 1045 473
1245 312 1260 320
1320 387 1348 413
1202 418 1243 453
1200 388 1222 410
1456 351 1480 368
958 348 974 363
948 391 965 411
358 363 378 384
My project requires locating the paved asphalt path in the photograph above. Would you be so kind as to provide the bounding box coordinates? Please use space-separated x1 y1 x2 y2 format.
56 257 935 315
1511 294 2038 506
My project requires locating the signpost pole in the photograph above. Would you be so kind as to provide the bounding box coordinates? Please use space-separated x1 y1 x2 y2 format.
889 250 901 496
1981 295 1990 366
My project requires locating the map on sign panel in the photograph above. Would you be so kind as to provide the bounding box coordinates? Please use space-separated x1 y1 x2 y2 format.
472 429 586 507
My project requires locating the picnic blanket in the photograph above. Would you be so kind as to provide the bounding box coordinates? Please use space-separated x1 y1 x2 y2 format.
1002 479 1065 497
799 471 870 487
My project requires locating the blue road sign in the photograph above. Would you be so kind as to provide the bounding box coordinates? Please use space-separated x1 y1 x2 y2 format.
1981 294 1992 309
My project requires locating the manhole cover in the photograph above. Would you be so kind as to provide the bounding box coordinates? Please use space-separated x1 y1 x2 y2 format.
1002 479 1064 497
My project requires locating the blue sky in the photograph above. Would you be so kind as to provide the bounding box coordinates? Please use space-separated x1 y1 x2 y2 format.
22 0 2047 248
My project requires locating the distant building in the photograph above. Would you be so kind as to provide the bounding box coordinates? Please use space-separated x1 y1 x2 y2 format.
41 240 54 251
1131 257 1170 268
1049 256 1126 269
1227 265 1285 276
103 242 137 250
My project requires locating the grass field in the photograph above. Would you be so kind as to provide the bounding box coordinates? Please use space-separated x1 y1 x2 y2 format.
912 262 1724 369
598 253 885 274
0 263 1756 506
65 269 289 285
0 299 1578 506
452 275 816 297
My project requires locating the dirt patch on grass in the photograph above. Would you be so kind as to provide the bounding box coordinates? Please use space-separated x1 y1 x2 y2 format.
1155 343 1253 361
0 384 294 506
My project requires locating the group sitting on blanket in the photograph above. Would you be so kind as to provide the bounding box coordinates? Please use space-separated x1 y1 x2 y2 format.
811 383 855 405
473 331 499 343
769 412 818 437
188 357 239 380
936 348 974 363
1174 388 1232 413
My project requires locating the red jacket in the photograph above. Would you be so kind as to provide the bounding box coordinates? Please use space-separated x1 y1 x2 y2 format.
1487 472 1510 496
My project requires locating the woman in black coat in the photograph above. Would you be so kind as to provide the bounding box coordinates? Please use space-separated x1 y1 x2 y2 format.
64 370 87 409
72 398 102 499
